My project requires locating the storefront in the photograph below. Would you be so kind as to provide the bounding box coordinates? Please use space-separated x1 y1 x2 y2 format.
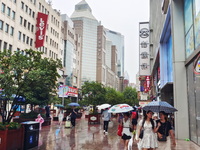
184 0 200 145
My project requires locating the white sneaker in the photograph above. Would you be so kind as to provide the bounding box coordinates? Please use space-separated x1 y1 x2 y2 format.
105 132 108 135
103 130 105 133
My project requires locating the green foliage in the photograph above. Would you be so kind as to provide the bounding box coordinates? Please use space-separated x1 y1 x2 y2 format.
81 81 106 106
105 87 123 105
20 111 45 119
0 49 62 123
0 122 21 130
122 87 138 105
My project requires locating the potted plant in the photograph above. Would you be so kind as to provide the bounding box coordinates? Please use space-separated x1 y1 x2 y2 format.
0 122 24 150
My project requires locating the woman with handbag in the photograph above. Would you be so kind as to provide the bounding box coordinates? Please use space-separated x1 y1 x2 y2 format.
156 111 176 150
120 112 133 150
136 110 158 150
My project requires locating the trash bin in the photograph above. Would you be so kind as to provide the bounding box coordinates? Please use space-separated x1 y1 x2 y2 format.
21 121 39 150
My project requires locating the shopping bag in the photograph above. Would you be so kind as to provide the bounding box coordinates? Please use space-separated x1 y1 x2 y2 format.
117 124 123 136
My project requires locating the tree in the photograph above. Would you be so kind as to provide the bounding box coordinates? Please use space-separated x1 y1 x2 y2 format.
122 87 138 106
81 81 106 112
105 87 123 105
0 49 62 123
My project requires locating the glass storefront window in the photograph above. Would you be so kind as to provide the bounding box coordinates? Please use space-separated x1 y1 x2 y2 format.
193 0 200 49
186 27 194 57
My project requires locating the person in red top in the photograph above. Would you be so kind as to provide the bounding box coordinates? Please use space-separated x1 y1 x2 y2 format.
131 107 138 134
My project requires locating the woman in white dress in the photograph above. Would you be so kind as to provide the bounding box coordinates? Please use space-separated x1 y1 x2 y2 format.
120 112 133 150
136 110 159 150
58 109 64 126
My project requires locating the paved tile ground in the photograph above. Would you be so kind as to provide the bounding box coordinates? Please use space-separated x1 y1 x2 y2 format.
30 114 200 150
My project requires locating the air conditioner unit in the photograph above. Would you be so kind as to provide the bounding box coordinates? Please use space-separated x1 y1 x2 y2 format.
161 0 169 14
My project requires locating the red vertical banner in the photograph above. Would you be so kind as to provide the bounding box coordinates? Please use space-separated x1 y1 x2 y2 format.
35 12 48 48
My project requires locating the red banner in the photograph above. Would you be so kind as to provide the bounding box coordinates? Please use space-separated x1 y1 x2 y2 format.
35 12 48 48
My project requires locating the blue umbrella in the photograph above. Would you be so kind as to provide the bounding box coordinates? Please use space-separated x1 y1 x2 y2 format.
54 104 65 108
68 102 80 107
143 101 177 113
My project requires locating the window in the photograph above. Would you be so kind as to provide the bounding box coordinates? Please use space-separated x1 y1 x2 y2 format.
31 25 34 32
14 0 17 3
25 5 28 13
28 22 30 30
0 20 3 30
42 6 44 13
0 40 2 50
10 26 14 36
12 11 15 20
21 2 24 10
24 19 27 27
8 44 12 51
23 34 25 42
32 11 35 18
20 16 23 25
39 3 41 10
29 8 31 16
5 24 9 33
34 0 36 5
7 7 11 16
17 48 20 52
1 3 5 13
26 36 29 44
3 42 7 50
30 38 33 46
18 31 21 40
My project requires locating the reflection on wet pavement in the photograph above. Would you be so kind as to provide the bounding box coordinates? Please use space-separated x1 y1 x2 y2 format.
30 115 200 150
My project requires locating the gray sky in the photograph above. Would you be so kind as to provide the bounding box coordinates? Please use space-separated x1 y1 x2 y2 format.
51 0 149 83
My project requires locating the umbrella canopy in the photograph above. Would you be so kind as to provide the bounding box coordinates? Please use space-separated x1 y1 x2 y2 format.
68 102 80 107
108 104 133 113
143 101 178 113
97 104 111 110
54 104 65 108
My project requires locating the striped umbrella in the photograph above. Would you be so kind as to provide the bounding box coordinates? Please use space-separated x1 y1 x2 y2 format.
143 101 177 113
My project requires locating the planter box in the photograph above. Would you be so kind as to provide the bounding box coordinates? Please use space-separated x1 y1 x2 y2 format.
88 114 100 124
13 118 51 126
0 127 24 150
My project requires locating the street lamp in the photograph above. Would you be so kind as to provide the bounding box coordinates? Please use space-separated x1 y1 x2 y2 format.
61 74 68 106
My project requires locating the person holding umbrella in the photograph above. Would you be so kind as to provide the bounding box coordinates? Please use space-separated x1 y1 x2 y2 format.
69 106 77 127
156 111 176 150
102 107 111 135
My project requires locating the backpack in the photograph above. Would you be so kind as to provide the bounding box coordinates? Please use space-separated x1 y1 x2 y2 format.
132 111 137 119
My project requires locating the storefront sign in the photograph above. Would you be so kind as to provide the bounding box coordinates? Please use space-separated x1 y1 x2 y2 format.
139 22 150 76
58 85 78 97
35 12 48 48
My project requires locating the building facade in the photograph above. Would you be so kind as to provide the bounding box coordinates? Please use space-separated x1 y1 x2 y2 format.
149 0 200 145
70 0 99 84
105 29 125 77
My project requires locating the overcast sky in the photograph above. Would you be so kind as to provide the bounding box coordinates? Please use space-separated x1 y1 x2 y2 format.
51 0 149 83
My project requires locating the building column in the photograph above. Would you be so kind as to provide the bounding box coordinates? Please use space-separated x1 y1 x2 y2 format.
171 0 189 139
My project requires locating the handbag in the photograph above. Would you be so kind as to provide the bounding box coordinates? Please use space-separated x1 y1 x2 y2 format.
158 124 167 142
117 124 123 136
129 127 133 132
139 129 144 139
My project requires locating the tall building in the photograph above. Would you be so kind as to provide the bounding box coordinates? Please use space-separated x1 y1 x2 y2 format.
70 0 99 84
97 25 119 89
61 14 82 88
105 29 125 77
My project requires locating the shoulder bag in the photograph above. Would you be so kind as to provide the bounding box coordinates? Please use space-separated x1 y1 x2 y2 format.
158 124 167 142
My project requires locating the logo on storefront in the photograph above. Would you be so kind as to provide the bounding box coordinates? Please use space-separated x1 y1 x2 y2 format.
194 54 200 75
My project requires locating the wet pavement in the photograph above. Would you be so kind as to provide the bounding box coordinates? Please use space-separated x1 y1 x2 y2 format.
30 113 200 150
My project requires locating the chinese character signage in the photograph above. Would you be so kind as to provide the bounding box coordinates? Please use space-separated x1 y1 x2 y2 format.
139 22 150 76
35 12 48 48
58 85 78 97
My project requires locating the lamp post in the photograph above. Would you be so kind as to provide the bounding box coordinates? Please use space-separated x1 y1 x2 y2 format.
62 74 68 106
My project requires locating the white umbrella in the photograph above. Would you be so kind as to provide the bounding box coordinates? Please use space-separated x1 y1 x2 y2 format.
97 104 111 110
108 104 133 113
